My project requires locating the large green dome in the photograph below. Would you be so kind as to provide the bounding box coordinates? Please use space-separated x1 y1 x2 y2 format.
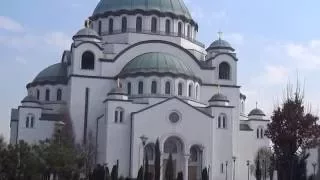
118 52 197 79
92 0 192 19
27 63 68 88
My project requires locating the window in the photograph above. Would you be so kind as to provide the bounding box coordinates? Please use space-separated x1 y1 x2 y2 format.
121 17 127 33
151 81 157 94
164 139 178 154
114 108 124 123
178 22 182 36
145 143 155 160
98 21 102 35
127 82 132 95
109 18 114 34
195 85 199 99
36 89 40 100
57 89 62 101
187 25 191 38
221 163 224 173
219 62 231 80
165 19 170 34
188 84 193 97
178 83 183 96
257 127 264 139
81 51 95 70
26 114 35 128
218 114 227 129
136 17 142 32
190 146 198 162
45 89 50 101
138 81 144 94
165 81 171 95
151 17 157 33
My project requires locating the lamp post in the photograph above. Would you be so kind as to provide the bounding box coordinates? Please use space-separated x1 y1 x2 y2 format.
232 156 236 180
312 163 317 180
246 160 250 180
225 161 228 180
140 135 148 180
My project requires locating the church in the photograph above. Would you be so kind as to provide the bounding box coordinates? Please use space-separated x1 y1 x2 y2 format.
9 0 271 179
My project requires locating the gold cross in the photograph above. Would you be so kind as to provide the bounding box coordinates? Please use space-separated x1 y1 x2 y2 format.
85 19 91 28
256 101 258 109
217 84 221 94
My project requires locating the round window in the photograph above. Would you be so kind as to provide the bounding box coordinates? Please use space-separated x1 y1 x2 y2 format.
169 112 180 123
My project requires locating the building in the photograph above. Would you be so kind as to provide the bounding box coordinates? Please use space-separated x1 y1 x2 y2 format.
9 0 271 179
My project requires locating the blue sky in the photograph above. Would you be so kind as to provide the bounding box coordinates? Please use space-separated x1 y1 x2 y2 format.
1 0 320 140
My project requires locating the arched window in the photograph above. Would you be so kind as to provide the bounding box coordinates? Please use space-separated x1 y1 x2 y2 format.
221 163 224 173
36 89 40 100
136 17 142 32
109 18 114 34
145 143 155 160
138 81 144 94
121 17 127 33
26 114 35 128
98 21 102 35
57 89 62 101
190 146 199 162
219 62 231 80
127 82 131 95
195 85 199 99
151 81 157 94
164 139 178 154
187 25 191 38
178 22 183 36
45 89 50 101
165 19 170 34
165 81 171 95
151 17 157 33
188 84 193 97
178 83 183 96
81 51 95 70
257 127 264 139
218 114 227 129
114 107 124 123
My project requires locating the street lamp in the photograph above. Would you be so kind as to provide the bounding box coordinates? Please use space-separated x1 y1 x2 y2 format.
140 135 148 180
246 160 250 180
312 162 317 180
232 156 236 180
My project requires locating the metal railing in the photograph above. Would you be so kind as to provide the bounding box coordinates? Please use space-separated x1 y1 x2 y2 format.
101 28 205 47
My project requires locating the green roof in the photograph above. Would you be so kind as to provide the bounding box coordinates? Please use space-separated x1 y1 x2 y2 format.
119 52 196 79
93 0 192 19
32 63 68 84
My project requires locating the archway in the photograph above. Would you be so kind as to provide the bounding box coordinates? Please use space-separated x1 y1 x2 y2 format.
163 136 185 180
188 145 203 180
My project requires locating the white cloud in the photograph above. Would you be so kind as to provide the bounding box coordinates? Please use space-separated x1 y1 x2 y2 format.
0 16 24 32
15 56 27 64
253 65 290 86
44 32 72 51
225 33 244 45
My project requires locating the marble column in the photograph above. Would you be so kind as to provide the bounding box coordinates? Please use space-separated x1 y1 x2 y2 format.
160 151 164 180
184 154 190 180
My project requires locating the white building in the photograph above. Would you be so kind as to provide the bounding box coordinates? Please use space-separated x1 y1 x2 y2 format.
9 0 271 179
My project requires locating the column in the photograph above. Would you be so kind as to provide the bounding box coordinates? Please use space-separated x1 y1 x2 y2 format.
184 154 190 180
160 151 164 180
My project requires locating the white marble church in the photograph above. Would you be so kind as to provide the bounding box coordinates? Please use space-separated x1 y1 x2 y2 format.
9 0 271 179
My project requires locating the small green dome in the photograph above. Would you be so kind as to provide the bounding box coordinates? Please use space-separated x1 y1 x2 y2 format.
93 0 192 19
207 39 234 51
118 52 196 79
248 108 265 116
73 28 101 40
31 63 68 86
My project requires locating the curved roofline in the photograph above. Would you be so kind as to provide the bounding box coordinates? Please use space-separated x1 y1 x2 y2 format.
72 41 104 50
206 46 235 52
110 40 214 70
26 80 68 88
72 34 102 41
90 9 198 30
206 52 238 62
